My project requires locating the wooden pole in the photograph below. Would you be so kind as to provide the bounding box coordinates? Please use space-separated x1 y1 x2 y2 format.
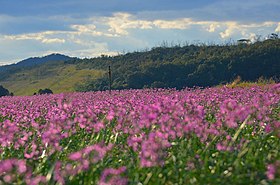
108 65 112 94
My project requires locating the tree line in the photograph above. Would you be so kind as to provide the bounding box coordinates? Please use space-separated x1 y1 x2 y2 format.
0 85 13 97
73 38 280 91
1 36 279 96
0 86 53 97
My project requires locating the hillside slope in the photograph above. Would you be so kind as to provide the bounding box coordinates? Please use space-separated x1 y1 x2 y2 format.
0 39 279 95
0 55 104 95
73 39 280 91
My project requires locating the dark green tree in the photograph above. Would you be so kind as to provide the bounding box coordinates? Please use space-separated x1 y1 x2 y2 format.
38 88 53 95
70 39 280 91
0 85 10 97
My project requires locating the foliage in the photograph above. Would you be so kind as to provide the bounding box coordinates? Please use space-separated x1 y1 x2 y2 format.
0 85 10 97
73 39 280 91
38 88 53 95
1 39 280 95
0 63 105 96
226 76 276 88
0 84 279 184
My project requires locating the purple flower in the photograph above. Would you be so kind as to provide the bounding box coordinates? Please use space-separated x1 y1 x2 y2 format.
266 164 276 180
99 166 127 185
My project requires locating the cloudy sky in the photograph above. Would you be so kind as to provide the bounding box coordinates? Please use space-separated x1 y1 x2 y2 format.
0 0 279 65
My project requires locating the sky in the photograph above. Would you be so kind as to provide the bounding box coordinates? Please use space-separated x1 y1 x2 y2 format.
0 0 279 65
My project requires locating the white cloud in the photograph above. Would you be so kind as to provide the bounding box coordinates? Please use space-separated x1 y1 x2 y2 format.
107 13 134 35
71 24 97 33
4 13 279 43
105 13 153 36
275 22 280 32
4 31 67 44
4 33 43 41
105 13 203 35
153 18 192 29
218 21 280 39
1 12 280 64
206 23 220 33
71 24 116 37
42 38 65 44
219 22 238 39
47 43 119 58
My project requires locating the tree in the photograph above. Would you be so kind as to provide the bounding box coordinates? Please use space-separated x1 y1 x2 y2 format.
0 85 10 97
237 39 251 45
151 81 165 88
269 33 279 40
38 88 53 95
72 38 280 91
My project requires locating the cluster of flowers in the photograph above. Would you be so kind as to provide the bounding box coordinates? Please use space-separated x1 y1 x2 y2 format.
0 84 279 184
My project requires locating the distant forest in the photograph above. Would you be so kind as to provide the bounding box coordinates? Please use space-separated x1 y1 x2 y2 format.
71 38 280 91
0 37 279 95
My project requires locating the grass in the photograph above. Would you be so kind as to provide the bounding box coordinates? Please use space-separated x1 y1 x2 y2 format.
0 64 105 95
225 76 276 88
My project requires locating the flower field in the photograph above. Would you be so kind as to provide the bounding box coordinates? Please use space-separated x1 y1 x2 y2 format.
0 84 279 185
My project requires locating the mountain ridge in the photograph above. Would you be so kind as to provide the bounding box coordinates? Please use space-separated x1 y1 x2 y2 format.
0 53 73 70
16 53 73 67
0 39 279 95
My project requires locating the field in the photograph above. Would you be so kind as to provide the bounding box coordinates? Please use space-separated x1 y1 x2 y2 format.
0 64 105 96
0 84 279 184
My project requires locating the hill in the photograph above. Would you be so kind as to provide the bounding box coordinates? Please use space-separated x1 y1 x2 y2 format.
0 39 280 95
73 39 280 91
0 54 104 95
13 53 71 68
0 53 72 72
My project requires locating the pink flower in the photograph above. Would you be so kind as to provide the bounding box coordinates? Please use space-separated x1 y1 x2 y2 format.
3 174 12 183
54 161 65 185
17 160 27 174
99 167 127 185
266 164 276 180
68 151 82 161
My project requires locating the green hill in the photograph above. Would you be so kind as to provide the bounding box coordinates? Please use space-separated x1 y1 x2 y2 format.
0 58 105 95
72 39 280 91
0 39 279 95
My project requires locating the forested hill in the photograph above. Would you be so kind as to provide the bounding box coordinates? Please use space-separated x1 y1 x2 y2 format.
73 39 280 91
0 39 279 95
0 54 72 74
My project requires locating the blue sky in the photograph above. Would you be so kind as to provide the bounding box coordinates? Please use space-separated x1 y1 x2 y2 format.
0 0 279 65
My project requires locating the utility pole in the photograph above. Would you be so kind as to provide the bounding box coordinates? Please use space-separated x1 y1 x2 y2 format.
108 65 112 94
